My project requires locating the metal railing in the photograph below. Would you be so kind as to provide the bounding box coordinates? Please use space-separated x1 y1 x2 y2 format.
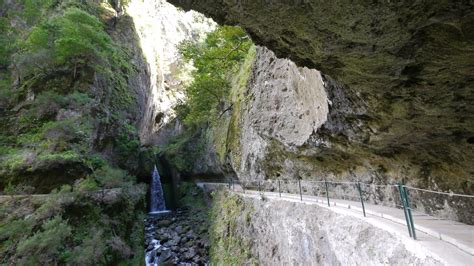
196 178 474 241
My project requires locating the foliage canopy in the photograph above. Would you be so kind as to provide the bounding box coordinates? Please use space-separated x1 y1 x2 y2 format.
179 26 252 126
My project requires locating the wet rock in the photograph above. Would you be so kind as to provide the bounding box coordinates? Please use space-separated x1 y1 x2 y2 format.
158 249 172 263
148 250 157 264
169 235 181 246
175 225 184 234
145 207 210 265
146 243 155 252
183 248 196 260
170 254 180 264
159 233 171 243
157 219 172 227
185 240 195 248
196 248 206 256
185 230 195 239
193 255 202 263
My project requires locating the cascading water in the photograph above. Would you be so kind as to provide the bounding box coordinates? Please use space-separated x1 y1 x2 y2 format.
146 165 172 265
149 165 168 214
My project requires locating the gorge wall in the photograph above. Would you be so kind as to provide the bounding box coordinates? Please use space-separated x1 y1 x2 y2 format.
163 0 473 222
209 190 445 265
170 0 474 197
122 0 215 146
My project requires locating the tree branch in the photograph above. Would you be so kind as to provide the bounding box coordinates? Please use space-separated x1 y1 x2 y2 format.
218 103 234 119
204 36 249 61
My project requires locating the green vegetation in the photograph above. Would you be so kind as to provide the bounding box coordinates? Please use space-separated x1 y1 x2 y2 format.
0 184 146 264
161 26 253 172
209 189 256 264
22 0 55 25
0 0 142 192
178 25 252 126
0 2 147 262
177 182 207 210
16 215 72 265
214 45 256 164
0 17 14 68
160 129 207 173
23 8 110 73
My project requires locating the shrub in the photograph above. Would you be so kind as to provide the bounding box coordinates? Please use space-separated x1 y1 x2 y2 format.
160 130 207 173
85 154 107 170
22 91 91 118
16 6 133 93
24 8 108 69
16 215 71 265
0 17 14 68
73 177 98 192
115 123 141 168
93 165 134 189
35 185 73 221
35 150 82 166
0 217 35 244
0 149 31 172
67 228 106 265
41 119 84 142
22 0 54 25
23 91 64 121
3 183 35 196
0 82 17 110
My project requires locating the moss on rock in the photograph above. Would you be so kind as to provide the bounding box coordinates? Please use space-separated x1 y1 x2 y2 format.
169 0 474 196
209 189 256 265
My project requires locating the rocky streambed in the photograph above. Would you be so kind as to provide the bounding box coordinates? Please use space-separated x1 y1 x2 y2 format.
145 207 210 265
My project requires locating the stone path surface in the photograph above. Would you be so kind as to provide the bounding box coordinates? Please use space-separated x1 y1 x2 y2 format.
197 182 474 265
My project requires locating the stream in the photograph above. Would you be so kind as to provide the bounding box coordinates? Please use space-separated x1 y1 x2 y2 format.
145 207 210 265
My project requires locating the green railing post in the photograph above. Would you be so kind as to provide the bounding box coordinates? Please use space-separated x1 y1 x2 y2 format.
258 181 261 192
403 186 417 240
397 182 413 238
324 178 330 206
298 179 303 201
356 182 366 217
228 180 231 190
242 181 245 194
232 179 234 191
278 179 281 197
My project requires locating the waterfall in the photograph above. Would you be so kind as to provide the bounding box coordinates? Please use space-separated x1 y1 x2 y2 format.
150 165 167 213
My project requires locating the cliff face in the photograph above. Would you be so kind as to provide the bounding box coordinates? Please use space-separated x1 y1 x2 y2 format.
0 0 216 190
228 47 331 181
169 1 473 194
0 0 148 191
209 190 444 265
123 0 215 146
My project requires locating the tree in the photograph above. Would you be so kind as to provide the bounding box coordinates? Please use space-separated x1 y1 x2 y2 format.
179 26 252 126
20 8 117 79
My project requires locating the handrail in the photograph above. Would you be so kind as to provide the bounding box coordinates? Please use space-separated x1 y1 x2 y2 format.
404 186 474 198
195 179 473 198
195 179 474 254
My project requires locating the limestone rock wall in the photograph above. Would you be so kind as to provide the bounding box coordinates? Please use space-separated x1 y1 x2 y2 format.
124 0 216 145
210 45 472 223
233 47 331 181
210 191 444 265
169 0 474 206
